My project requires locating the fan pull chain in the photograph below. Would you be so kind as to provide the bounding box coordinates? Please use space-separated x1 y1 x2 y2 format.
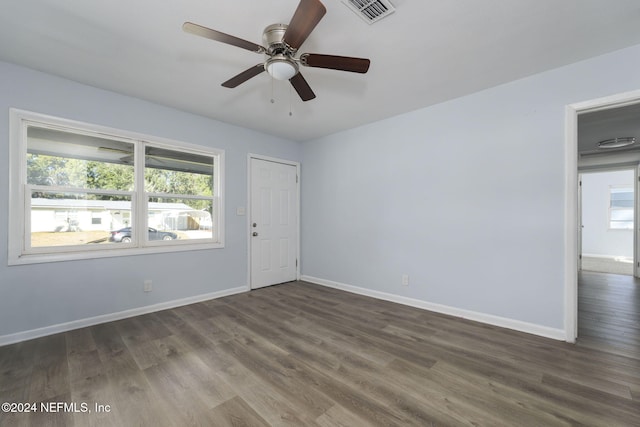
289 84 293 117
270 75 275 104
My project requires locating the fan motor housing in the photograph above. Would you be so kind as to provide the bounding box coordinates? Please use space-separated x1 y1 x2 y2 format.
263 24 292 55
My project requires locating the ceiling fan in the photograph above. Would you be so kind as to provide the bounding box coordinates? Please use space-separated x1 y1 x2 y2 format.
183 0 370 101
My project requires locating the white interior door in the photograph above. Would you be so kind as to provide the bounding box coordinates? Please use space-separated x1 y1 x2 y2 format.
250 157 298 289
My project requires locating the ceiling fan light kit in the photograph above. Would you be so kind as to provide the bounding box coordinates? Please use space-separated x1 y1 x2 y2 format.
265 56 298 80
183 0 370 101
597 137 636 149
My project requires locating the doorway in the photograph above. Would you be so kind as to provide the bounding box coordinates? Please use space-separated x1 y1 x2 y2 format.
565 90 640 342
580 169 635 276
248 156 300 289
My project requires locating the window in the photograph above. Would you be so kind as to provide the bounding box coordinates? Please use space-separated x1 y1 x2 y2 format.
609 186 634 230
9 109 224 264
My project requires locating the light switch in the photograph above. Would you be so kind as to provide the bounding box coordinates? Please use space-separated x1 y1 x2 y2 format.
236 207 246 216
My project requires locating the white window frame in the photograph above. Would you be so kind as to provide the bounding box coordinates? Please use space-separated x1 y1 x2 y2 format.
608 185 634 230
9 109 225 265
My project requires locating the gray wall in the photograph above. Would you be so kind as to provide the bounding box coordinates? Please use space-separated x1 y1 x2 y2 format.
300 43 640 331
0 61 300 338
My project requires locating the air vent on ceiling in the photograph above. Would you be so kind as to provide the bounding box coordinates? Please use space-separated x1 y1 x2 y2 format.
342 0 395 24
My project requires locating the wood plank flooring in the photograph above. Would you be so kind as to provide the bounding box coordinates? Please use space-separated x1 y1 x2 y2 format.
0 280 638 426
578 271 640 359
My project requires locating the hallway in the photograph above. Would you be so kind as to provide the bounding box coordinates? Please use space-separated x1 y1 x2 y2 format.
578 271 640 359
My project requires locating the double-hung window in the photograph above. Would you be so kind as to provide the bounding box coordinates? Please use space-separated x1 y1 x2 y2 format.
9 109 224 265
609 186 634 230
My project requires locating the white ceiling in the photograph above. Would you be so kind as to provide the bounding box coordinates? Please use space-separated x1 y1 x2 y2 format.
2 0 640 142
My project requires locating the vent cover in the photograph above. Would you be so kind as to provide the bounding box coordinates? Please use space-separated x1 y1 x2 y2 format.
342 0 395 24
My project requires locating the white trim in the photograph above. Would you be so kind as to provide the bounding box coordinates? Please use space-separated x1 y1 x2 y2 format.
0 286 247 347
565 104 579 343
564 89 640 344
248 153 301 168
247 154 301 289
302 275 565 341
9 242 226 266
8 110 27 264
135 138 145 247
569 90 640 113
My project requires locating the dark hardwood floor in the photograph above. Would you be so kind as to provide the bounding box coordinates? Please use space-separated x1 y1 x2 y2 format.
1 280 639 426
578 270 640 358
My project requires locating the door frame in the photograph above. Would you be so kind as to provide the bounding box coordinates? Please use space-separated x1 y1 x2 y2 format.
578 166 639 275
247 154 301 289
564 89 640 342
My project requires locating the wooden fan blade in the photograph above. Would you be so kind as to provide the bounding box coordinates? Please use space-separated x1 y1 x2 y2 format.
301 53 370 73
222 64 265 88
289 73 316 101
283 0 326 50
183 22 264 53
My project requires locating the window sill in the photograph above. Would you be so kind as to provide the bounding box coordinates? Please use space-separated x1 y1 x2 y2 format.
8 242 224 266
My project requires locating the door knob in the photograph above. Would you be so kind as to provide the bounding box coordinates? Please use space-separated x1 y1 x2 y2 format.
252 223 257 228
252 232 259 237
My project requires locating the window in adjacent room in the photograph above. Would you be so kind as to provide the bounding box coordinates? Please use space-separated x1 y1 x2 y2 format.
609 186 634 230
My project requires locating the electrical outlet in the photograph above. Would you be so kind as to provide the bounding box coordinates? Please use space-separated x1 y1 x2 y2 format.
401 274 409 286
144 280 152 292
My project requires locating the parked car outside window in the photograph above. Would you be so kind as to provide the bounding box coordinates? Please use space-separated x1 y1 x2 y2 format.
108 227 177 243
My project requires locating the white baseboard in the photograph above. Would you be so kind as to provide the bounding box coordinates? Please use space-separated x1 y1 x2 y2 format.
582 253 632 261
0 286 248 347
301 275 566 341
